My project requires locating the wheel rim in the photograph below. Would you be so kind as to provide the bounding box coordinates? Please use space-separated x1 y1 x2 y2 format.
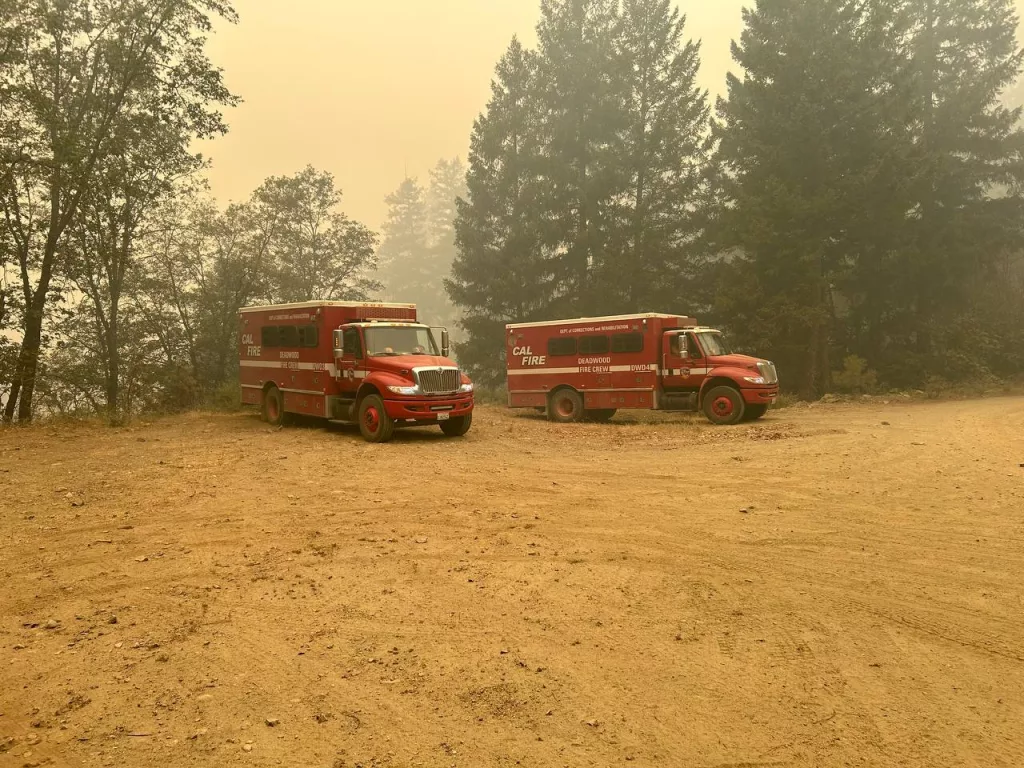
712 395 734 418
556 395 575 418
363 405 380 433
267 393 279 421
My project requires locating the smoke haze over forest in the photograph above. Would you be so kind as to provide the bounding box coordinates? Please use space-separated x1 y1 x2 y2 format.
199 0 749 226
200 0 1024 229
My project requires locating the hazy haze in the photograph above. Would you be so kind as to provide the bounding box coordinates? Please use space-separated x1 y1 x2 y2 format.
202 0 1024 230
200 0 747 229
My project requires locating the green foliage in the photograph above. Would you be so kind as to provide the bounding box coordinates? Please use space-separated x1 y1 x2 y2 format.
1 0 239 422
252 166 380 304
831 356 879 394
207 379 242 412
447 37 553 387
708 0 1024 395
378 160 466 330
449 1 713 383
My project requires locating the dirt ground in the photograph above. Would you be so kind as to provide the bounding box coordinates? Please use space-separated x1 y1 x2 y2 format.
1 398 1023 768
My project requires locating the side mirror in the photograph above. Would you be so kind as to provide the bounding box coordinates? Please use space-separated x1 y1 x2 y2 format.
332 329 343 358
441 328 450 358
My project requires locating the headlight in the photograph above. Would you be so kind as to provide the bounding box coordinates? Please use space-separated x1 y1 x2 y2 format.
459 383 474 393
743 376 766 385
387 385 420 395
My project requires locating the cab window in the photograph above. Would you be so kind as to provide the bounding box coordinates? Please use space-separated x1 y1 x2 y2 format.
686 333 703 358
342 328 363 358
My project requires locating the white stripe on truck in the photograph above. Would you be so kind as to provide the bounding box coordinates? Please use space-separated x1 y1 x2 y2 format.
507 364 658 376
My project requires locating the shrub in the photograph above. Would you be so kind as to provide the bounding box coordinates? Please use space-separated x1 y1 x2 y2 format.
831 355 878 394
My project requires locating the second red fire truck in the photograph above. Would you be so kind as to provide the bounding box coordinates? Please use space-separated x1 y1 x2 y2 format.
505 313 778 425
239 301 474 442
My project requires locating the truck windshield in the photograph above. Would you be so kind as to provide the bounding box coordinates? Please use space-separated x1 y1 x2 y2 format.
364 326 439 357
696 332 731 356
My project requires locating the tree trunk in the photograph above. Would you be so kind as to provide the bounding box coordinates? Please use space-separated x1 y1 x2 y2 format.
9 289 47 421
105 310 120 424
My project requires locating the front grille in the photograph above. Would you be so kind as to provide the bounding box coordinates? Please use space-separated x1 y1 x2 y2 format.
757 361 779 385
415 367 460 395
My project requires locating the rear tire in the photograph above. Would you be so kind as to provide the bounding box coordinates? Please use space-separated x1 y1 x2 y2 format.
358 394 395 443
261 386 287 426
548 388 583 423
702 385 745 425
743 404 769 421
439 412 472 437
585 408 617 423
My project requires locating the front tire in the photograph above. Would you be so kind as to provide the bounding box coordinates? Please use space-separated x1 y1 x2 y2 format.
548 388 583 423
439 412 472 437
261 386 287 426
358 395 395 443
585 408 617 423
702 385 745 425
743 404 769 422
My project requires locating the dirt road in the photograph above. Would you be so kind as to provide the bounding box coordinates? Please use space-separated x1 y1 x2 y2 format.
2 399 1023 768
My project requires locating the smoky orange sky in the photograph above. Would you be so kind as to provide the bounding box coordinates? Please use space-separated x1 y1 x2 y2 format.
199 0 746 229
199 0 1024 232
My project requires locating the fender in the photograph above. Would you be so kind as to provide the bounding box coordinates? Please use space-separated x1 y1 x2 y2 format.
698 365 759 403
357 370 416 399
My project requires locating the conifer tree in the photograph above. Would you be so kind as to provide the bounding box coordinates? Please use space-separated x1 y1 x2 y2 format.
879 0 1024 381
713 0 905 397
424 157 467 330
377 177 430 310
446 38 551 385
535 0 624 315
602 0 711 313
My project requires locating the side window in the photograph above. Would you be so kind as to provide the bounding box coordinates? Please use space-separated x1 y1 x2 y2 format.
278 325 299 347
343 328 363 358
261 326 280 347
547 337 577 357
669 334 682 356
578 335 610 355
687 333 703 358
611 332 644 354
298 325 319 348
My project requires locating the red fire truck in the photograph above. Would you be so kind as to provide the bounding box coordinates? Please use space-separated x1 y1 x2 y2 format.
239 301 474 442
505 313 778 425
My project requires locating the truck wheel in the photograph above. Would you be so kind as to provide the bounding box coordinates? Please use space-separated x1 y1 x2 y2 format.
358 395 395 442
548 388 583 423
743 404 768 421
585 408 617 423
261 386 287 426
440 412 472 437
702 385 745 425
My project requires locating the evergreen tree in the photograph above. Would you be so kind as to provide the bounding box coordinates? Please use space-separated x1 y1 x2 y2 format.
713 0 907 397
877 0 1024 383
446 37 551 386
377 177 432 315
535 0 625 315
601 0 711 313
424 157 467 331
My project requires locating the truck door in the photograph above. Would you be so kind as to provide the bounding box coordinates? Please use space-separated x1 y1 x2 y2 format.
661 331 706 391
335 326 363 393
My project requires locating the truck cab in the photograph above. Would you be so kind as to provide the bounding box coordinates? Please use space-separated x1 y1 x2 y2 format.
331 321 474 441
661 327 779 424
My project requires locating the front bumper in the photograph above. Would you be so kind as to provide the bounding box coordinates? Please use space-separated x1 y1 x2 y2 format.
740 386 779 405
383 395 474 421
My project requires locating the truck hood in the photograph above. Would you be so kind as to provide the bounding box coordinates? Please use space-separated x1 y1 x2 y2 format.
366 355 460 377
707 353 764 371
